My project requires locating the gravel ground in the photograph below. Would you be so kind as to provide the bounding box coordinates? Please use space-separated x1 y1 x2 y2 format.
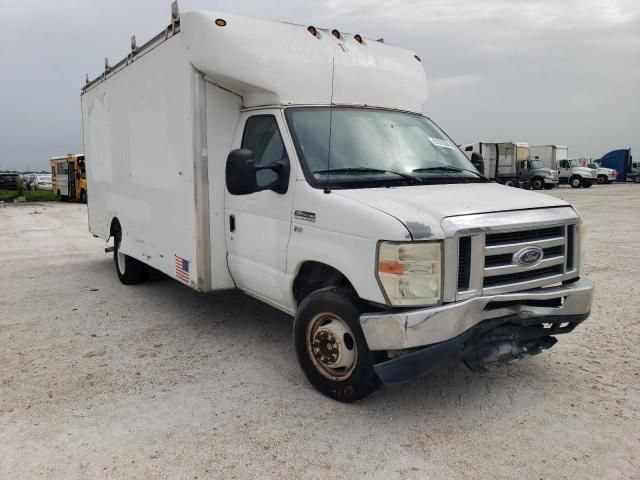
1 184 639 479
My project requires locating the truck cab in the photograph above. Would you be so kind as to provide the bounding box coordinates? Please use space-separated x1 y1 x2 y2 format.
558 159 596 188
589 160 617 184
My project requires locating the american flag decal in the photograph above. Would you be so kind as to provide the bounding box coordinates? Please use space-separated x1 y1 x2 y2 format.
175 255 190 284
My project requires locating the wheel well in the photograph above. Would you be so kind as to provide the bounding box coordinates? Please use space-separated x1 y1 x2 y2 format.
110 218 121 238
293 262 356 305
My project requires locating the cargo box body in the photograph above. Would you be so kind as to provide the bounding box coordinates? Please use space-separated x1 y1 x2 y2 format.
81 32 239 291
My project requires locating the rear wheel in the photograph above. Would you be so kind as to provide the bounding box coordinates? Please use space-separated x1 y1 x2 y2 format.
634 176 640 184
570 176 583 188
294 287 381 403
113 229 147 285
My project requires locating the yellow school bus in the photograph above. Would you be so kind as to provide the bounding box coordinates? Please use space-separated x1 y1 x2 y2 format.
50 154 87 202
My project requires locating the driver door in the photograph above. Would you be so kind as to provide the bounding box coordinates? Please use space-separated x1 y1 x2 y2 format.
224 110 296 309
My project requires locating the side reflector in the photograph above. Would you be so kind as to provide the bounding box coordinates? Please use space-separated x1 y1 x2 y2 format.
332 29 341 39
215 18 227 27
379 261 405 275
354 34 363 44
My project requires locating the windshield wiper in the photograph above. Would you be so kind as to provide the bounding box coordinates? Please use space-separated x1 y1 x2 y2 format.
412 166 488 180
313 167 424 183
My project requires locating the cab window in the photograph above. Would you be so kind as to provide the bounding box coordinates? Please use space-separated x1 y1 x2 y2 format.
242 115 286 187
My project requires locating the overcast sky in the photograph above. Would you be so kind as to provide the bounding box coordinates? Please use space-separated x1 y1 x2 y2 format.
0 0 638 171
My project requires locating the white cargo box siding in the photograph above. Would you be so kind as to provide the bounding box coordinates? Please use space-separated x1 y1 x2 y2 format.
530 145 568 169
81 10 428 292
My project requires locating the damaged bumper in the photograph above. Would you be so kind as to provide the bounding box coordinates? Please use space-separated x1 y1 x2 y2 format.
360 277 594 385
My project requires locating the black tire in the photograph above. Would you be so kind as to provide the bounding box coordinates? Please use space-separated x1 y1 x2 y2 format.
596 175 607 185
569 176 583 188
582 180 593 188
531 177 544 190
293 287 381 403
634 176 640 184
113 229 147 285
504 179 516 187
80 190 87 203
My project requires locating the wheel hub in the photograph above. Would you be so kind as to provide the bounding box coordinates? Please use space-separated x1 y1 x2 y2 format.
307 315 357 380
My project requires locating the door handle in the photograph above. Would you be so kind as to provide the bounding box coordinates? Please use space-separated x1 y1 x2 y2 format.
229 215 235 232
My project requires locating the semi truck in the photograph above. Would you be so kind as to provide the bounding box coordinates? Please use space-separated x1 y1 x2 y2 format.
598 149 638 183
530 145 596 188
460 142 558 189
50 154 88 202
81 3 593 402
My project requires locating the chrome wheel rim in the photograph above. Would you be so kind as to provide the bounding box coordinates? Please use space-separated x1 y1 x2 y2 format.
306 312 357 381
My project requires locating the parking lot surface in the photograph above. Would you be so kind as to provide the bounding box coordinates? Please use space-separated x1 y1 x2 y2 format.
1 184 639 479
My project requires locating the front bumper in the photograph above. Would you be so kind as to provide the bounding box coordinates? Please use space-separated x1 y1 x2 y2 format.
361 278 593 351
360 278 593 383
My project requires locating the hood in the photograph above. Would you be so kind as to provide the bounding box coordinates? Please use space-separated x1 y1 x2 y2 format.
333 183 569 240
573 166 597 177
535 168 556 177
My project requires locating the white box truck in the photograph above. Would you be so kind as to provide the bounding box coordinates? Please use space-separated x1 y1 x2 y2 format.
81 4 593 402
530 145 596 188
460 142 558 189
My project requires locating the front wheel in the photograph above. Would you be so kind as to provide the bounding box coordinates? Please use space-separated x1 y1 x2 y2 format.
531 177 544 190
570 176 583 188
294 287 381 403
597 175 607 184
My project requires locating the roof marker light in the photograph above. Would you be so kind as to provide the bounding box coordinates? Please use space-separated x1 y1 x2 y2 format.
307 26 318 37
414 55 422 62
215 18 227 27
332 29 341 39
354 34 363 44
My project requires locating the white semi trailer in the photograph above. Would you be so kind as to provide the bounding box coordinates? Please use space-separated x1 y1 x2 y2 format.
81 3 593 402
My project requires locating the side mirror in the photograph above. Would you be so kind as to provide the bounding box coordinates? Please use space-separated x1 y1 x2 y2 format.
225 149 290 195
470 152 485 174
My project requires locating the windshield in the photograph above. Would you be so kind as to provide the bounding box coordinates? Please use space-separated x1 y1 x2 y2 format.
285 107 482 188
529 159 543 169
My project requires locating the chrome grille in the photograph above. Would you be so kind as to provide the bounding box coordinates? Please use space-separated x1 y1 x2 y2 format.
442 208 582 301
482 224 577 294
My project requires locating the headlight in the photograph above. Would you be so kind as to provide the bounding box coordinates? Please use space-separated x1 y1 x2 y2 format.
376 241 442 306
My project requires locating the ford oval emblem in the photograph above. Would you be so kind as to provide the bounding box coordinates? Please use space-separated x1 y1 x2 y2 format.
513 246 544 267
